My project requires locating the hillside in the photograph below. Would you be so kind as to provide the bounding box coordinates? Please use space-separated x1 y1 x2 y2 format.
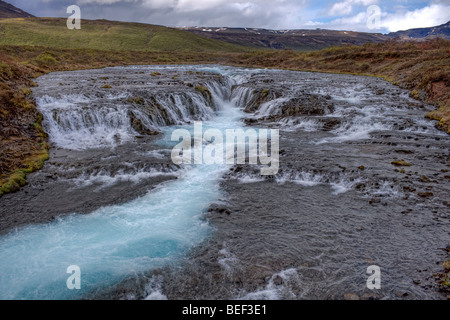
0 0 33 18
389 21 450 40
0 18 248 52
178 26 388 51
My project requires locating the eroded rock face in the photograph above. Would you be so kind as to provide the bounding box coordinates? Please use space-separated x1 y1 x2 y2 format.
243 88 334 117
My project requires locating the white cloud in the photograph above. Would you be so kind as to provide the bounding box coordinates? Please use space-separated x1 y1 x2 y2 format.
77 0 138 4
328 0 378 16
381 4 450 32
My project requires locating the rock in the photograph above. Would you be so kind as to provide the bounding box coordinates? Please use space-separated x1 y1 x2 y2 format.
391 160 411 166
418 192 434 198
403 186 416 192
273 275 283 286
321 118 341 131
344 293 360 300
208 204 232 215
361 293 379 300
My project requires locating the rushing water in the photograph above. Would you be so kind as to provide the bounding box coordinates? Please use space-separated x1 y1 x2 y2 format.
0 66 248 299
0 65 448 300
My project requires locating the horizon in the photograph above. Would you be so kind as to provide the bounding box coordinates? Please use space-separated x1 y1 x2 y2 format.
4 0 450 34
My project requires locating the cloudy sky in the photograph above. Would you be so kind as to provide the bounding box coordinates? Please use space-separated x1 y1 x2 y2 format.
7 0 450 33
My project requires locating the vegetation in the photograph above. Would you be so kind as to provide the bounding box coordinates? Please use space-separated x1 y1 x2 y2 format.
0 18 248 53
195 85 212 100
391 160 412 167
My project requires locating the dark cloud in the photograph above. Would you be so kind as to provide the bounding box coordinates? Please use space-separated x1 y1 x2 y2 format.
7 0 310 29
5 0 449 31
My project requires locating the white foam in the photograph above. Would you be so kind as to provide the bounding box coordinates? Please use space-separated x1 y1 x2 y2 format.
218 243 239 276
144 275 168 300
36 86 223 150
141 150 170 159
277 118 321 132
238 268 301 300
317 115 392 144
330 178 362 195
367 180 403 198
68 168 178 190
256 97 290 117
276 171 323 187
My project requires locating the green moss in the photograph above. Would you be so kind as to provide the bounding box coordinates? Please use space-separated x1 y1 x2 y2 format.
443 261 450 271
127 97 144 104
195 85 212 101
34 52 58 66
261 89 269 98
101 84 112 89
150 72 161 76
0 146 50 196
410 89 420 100
0 171 26 195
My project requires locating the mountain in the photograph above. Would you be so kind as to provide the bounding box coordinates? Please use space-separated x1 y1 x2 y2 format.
388 21 450 40
0 0 34 18
0 18 247 52
177 27 389 51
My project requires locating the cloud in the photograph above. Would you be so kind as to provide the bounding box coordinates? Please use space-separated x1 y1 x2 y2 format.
328 0 378 16
77 0 138 4
6 0 450 31
381 4 450 32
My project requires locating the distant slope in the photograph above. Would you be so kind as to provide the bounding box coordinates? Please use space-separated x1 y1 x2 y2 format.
178 27 388 51
0 0 33 18
0 18 248 52
388 21 450 40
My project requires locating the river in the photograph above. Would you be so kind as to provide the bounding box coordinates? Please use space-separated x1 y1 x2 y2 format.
0 65 448 300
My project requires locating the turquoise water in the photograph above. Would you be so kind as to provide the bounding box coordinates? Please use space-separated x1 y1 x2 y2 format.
0 69 244 300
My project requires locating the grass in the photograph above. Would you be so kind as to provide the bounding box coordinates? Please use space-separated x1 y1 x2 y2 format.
0 18 248 53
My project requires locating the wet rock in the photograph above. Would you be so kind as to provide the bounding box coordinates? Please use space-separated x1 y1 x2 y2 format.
418 192 434 198
391 160 412 166
403 186 416 192
321 118 341 131
243 118 258 125
361 293 379 300
344 293 360 300
273 275 283 286
208 204 232 215
279 95 334 117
